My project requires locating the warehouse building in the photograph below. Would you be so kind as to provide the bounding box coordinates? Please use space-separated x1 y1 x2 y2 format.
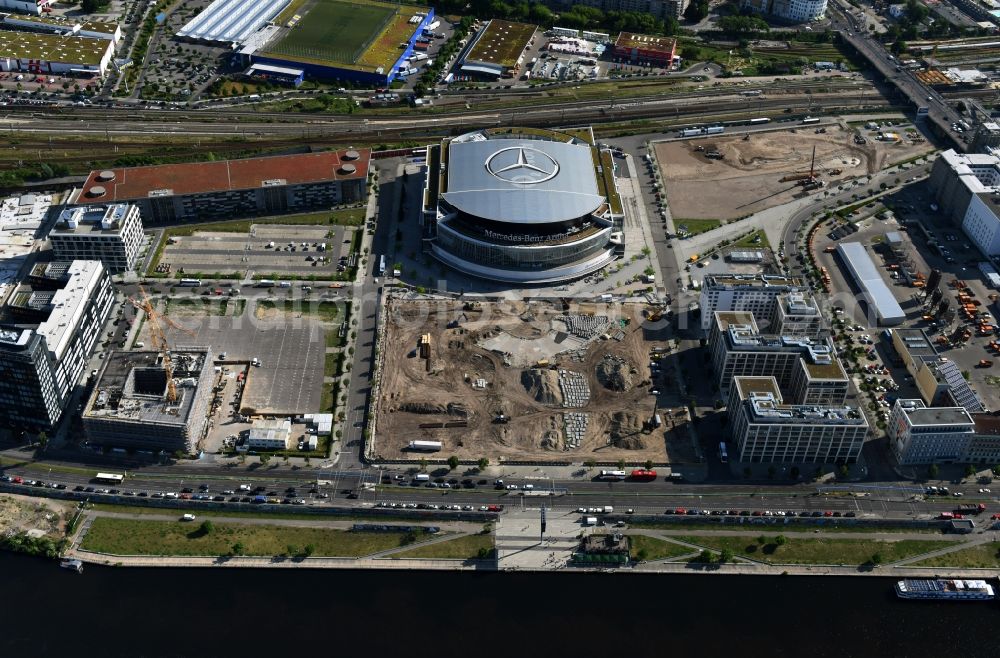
0 30 115 76
0 261 114 430
73 149 369 224
1 14 122 43
698 274 805 331
457 19 536 78
835 241 906 325
888 399 976 465
48 203 144 274
929 149 1000 257
612 32 677 68
177 0 290 44
82 348 214 454
422 126 624 284
0 0 52 16
728 376 868 464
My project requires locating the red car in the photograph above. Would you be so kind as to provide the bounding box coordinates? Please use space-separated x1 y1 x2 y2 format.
823 510 833 517
673 508 686 515
486 504 503 512
991 513 1000 520
12 476 23 484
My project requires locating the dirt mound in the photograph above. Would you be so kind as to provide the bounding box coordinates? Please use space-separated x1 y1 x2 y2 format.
398 401 468 416
540 430 562 451
596 355 634 392
609 411 646 449
521 368 563 406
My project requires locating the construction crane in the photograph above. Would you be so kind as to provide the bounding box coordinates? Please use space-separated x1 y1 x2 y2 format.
779 145 818 183
127 285 196 403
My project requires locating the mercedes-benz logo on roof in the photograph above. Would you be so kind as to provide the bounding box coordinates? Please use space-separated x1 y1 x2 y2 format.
485 146 560 184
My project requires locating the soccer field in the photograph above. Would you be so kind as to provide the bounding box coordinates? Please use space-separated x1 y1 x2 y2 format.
267 0 396 64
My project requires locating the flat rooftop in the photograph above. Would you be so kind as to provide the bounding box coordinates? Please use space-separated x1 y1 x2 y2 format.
2 13 121 34
896 400 974 427
466 19 535 68
52 204 134 236
0 30 111 66
715 311 757 331
704 274 802 289
614 32 676 55
803 358 846 380
77 149 369 202
836 242 905 324
895 328 937 359
84 349 210 427
747 392 867 425
734 376 781 400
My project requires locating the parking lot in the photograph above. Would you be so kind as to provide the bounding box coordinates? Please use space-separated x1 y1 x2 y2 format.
161 224 355 277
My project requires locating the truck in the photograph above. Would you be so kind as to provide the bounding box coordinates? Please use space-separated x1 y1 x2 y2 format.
956 503 987 514
407 440 442 452
412 52 428 62
601 506 614 514
278 281 292 288
583 516 598 526
414 474 431 482
680 128 703 138
801 117 821 125
257 279 276 288
630 469 657 481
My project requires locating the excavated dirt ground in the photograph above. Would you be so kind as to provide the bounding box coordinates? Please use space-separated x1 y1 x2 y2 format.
375 299 693 463
655 125 930 220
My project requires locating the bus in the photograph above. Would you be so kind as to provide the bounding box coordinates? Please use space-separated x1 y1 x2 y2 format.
377 255 386 277
178 278 201 287
801 117 821 125
718 442 728 464
599 470 627 481
257 279 276 288
749 117 770 125
741 89 762 97
94 472 125 484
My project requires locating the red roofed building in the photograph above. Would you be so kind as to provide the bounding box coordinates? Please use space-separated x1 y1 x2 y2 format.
613 32 677 68
72 149 370 223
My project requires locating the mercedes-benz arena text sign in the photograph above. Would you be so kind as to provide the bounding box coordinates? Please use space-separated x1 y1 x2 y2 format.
485 147 560 185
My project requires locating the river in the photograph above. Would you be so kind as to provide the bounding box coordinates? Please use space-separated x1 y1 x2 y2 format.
0 552 994 657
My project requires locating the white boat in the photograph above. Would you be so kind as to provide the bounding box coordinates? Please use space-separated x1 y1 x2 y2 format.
59 558 83 574
895 579 994 601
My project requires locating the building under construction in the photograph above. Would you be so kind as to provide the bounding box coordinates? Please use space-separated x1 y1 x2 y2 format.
81 347 214 454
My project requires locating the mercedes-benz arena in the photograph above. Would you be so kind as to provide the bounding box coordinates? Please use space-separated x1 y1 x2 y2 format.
422 127 624 284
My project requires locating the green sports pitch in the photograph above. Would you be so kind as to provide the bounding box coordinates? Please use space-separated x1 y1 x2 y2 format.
266 0 396 64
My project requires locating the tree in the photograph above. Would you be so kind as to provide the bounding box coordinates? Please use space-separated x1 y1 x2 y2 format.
259 454 271 465
697 549 713 563
36 431 48 450
285 544 297 557
644 459 654 471
636 548 649 561
684 0 709 22
891 39 908 55
838 464 850 480
719 548 734 563
928 463 940 479
447 455 459 471
585 459 597 470
231 542 245 555
965 464 977 478
419 458 427 472
477 457 489 471
774 535 787 546
303 544 315 557
617 458 626 470
199 520 214 535
870 552 883 566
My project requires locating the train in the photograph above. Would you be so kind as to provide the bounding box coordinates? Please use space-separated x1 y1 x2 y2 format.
678 125 725 138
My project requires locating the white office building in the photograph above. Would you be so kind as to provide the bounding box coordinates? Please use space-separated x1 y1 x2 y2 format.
49 203 144 273
888 399 975 465
729 377 868 464
698 274 805 331
739 0 826 22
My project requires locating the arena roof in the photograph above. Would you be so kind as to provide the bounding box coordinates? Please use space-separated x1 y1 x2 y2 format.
442 139 604 224
836 242 905 325
178 0 290 44
78 150 369 202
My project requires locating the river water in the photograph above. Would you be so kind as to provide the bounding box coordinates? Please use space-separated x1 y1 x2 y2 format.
1 552 994 657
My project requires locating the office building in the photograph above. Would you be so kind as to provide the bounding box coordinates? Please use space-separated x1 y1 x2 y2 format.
739 0 827 22
968 415 1000 464
729 376 868 464
887 399 976 465
422 126 623 284
0 261 113 430
612 32 677 67
698 274 805 331
970 122 1000 154
929 149 1000 256
82 348 213 454
892 328 984 412
710 312 839 394
789 355 849 406
770 291 823 338
73 149 369 224
48 203 144 273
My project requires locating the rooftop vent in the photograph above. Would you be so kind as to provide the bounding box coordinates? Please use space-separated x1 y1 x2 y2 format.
96 170 116 182
339 163 357 175
343 149 361 161
87 185 106 198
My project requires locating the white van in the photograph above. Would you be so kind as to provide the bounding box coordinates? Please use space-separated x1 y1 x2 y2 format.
414 474 430 482
181 513 196 521
238 484 251 491
135 342 145 348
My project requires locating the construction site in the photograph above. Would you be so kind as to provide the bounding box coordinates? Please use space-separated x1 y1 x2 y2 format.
372 298 697 464
655 123 932 221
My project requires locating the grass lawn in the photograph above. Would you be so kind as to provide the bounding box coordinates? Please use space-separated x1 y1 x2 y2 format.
629 535 694 561
325 327 344 348
324 352 342 378
267 0 394 64
677 535 954 566
913 542 1000 569
88 505 389 523
256 299 341 322
80 517 428 557
392 533 494 559
731 229 770 249
675 218 722 236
